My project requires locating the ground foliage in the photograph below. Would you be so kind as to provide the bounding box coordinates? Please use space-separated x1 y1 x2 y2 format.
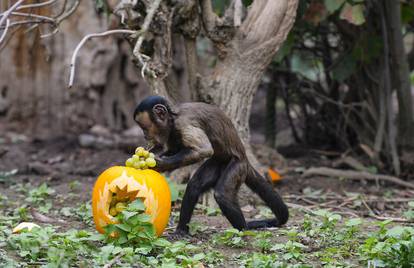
0 175 413 267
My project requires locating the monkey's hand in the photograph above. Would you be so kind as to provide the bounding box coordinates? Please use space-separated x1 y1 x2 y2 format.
153 156 169 172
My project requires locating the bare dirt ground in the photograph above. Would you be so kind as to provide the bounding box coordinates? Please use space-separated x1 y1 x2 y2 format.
1 133 411 224
1 131 413 266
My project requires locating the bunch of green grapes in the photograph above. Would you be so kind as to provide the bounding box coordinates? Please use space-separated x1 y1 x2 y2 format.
109 194 127 217
125 147 157 170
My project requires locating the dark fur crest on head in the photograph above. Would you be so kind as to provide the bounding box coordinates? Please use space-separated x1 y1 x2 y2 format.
134 96 177 121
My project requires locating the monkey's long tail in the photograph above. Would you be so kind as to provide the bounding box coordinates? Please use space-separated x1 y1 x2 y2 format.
245 165 289 229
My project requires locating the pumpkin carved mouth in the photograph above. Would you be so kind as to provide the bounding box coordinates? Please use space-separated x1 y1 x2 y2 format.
92 166 171 236
97 171 159 223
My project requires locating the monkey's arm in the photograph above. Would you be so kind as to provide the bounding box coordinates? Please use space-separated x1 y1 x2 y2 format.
155 126 213 172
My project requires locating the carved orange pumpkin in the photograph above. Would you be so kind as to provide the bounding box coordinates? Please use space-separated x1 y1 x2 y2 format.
92 166 171 236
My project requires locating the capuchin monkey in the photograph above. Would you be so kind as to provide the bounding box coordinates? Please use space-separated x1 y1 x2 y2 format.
134 95 289 236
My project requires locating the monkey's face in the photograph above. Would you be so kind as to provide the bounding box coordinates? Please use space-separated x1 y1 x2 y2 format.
135 110 170 146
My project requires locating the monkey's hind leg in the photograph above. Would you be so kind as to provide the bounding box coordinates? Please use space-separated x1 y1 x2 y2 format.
245 167 289 229
214 159 248 231
176 158 222 234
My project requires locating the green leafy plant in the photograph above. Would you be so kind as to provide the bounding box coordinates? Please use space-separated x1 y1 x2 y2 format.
188 222 209 236
213 228 254 248
403 201 414 220
359 222 414 267
25 183 55 204
24 183 55 212
0 169 17 183
104 198 169 254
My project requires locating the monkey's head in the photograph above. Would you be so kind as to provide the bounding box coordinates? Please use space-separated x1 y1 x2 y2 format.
133 96 175 146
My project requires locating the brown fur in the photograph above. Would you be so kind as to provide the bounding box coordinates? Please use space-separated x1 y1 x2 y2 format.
134 96 288 235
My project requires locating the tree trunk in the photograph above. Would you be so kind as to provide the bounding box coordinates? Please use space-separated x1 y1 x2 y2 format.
134 0 297 172
385 1 414 149
265 84 277 148
197 0 298 171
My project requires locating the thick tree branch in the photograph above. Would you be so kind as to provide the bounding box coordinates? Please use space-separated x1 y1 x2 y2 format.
184 37 199 100
200 0 221 33
239 0 298 55
233 0 243 26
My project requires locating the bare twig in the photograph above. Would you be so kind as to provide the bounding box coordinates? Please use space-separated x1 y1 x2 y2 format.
68 29 136 88
0 0 25 42
41 0 79 38
332 156 371 172
17 0 58 10
0 18 10 44
30 208 66 224
302 167 414 189
361 197 413 223
287 202 359 217
0 0 80 44
10 11 55 23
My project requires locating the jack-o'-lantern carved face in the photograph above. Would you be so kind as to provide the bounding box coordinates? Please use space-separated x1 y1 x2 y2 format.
92 166 171 236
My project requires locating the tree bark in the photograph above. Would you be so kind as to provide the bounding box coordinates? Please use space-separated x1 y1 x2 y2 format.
201 0 298 148
385 1 414 149
136 0 298 172
265 84 277 148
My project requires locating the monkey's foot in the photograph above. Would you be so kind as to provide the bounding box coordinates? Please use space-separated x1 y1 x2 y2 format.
169 228 190 240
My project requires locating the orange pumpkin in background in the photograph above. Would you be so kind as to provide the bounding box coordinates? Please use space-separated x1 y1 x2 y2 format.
92 166 171 236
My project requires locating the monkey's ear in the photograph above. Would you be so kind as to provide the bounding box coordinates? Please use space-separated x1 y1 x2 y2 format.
153 104 168 121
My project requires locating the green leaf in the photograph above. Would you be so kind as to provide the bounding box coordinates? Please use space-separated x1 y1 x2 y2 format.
332 55 356 82
153 238 172 247
133 214 152 224
340 3 365 25
192 253 205 261
270 244 286 251
135 244 153 254
166 177 179 202
402 3 414 24
324 0 346 13
117 233 128 244
274 33 294 63
290 53 321 82
345 218 363 227
121 211 138 221
115 223 132 232
86 233 105 241
127 199 146 211
242 0 253 7
313 209 329 217
386 226 405 237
